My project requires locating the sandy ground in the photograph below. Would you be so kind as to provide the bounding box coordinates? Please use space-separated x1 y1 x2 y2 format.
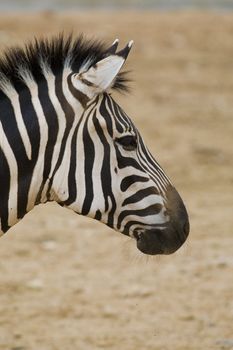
0 11 232 350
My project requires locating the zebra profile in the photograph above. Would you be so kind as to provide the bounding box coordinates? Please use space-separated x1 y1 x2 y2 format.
0 34 189 255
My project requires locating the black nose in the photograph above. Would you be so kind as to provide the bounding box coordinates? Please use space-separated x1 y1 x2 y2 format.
166 185 190 241
135 186 190 256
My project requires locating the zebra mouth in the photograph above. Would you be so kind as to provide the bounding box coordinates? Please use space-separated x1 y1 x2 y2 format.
133 228 182 256
133 230 164 255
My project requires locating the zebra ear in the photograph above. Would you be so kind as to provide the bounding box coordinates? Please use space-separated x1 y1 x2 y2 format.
71 40 133 100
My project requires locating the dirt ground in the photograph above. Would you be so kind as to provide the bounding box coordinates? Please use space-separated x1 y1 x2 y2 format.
0 11 232 350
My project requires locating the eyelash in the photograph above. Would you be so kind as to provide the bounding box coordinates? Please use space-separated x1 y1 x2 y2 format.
115 135 137 151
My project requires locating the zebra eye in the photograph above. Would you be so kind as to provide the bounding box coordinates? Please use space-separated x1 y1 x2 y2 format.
116 135 137 151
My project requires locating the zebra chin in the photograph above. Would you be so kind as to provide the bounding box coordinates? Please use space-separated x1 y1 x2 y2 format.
134 227 188 255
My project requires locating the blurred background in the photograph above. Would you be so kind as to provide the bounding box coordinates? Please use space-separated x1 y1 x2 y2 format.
0 1 232 350
0 0 233 11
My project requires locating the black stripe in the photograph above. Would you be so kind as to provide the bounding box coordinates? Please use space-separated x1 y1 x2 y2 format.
0 89 40 219
95 210 102 221
55 74 75 122
115 103 132 132
36 76 59 203
120 175 148 192
46 73 75 197
100 94 113 137
17 86 41 217
0 147 10 232
93 111 116 227
115 146 143 171
63 99 98 206
117 204 162 230
81 113 95 215
62 126 78 206
122 220 146 235
67 74 89 108
122 186 159 206
122 220 168 235
111 99 129 130
137 133 169 187
107 97 124 133
64 100 97 206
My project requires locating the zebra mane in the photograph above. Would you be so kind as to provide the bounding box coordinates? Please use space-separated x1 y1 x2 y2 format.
0 33 129 94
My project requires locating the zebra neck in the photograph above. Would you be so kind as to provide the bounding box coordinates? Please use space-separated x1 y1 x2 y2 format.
0 111 46 234
0 70 85 235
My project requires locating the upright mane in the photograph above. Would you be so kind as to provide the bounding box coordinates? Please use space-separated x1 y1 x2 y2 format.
0 33 129 94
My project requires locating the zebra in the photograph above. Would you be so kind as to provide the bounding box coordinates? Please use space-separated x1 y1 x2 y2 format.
0 34 189 255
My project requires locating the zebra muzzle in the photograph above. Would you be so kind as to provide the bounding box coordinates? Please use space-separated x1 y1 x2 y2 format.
134 227 185 255
133 187 190 255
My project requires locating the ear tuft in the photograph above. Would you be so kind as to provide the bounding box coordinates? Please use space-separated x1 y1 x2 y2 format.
116 40 134 60
105 39 119 56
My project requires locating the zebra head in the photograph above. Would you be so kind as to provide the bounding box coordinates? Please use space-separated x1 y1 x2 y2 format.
54 39 189 255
